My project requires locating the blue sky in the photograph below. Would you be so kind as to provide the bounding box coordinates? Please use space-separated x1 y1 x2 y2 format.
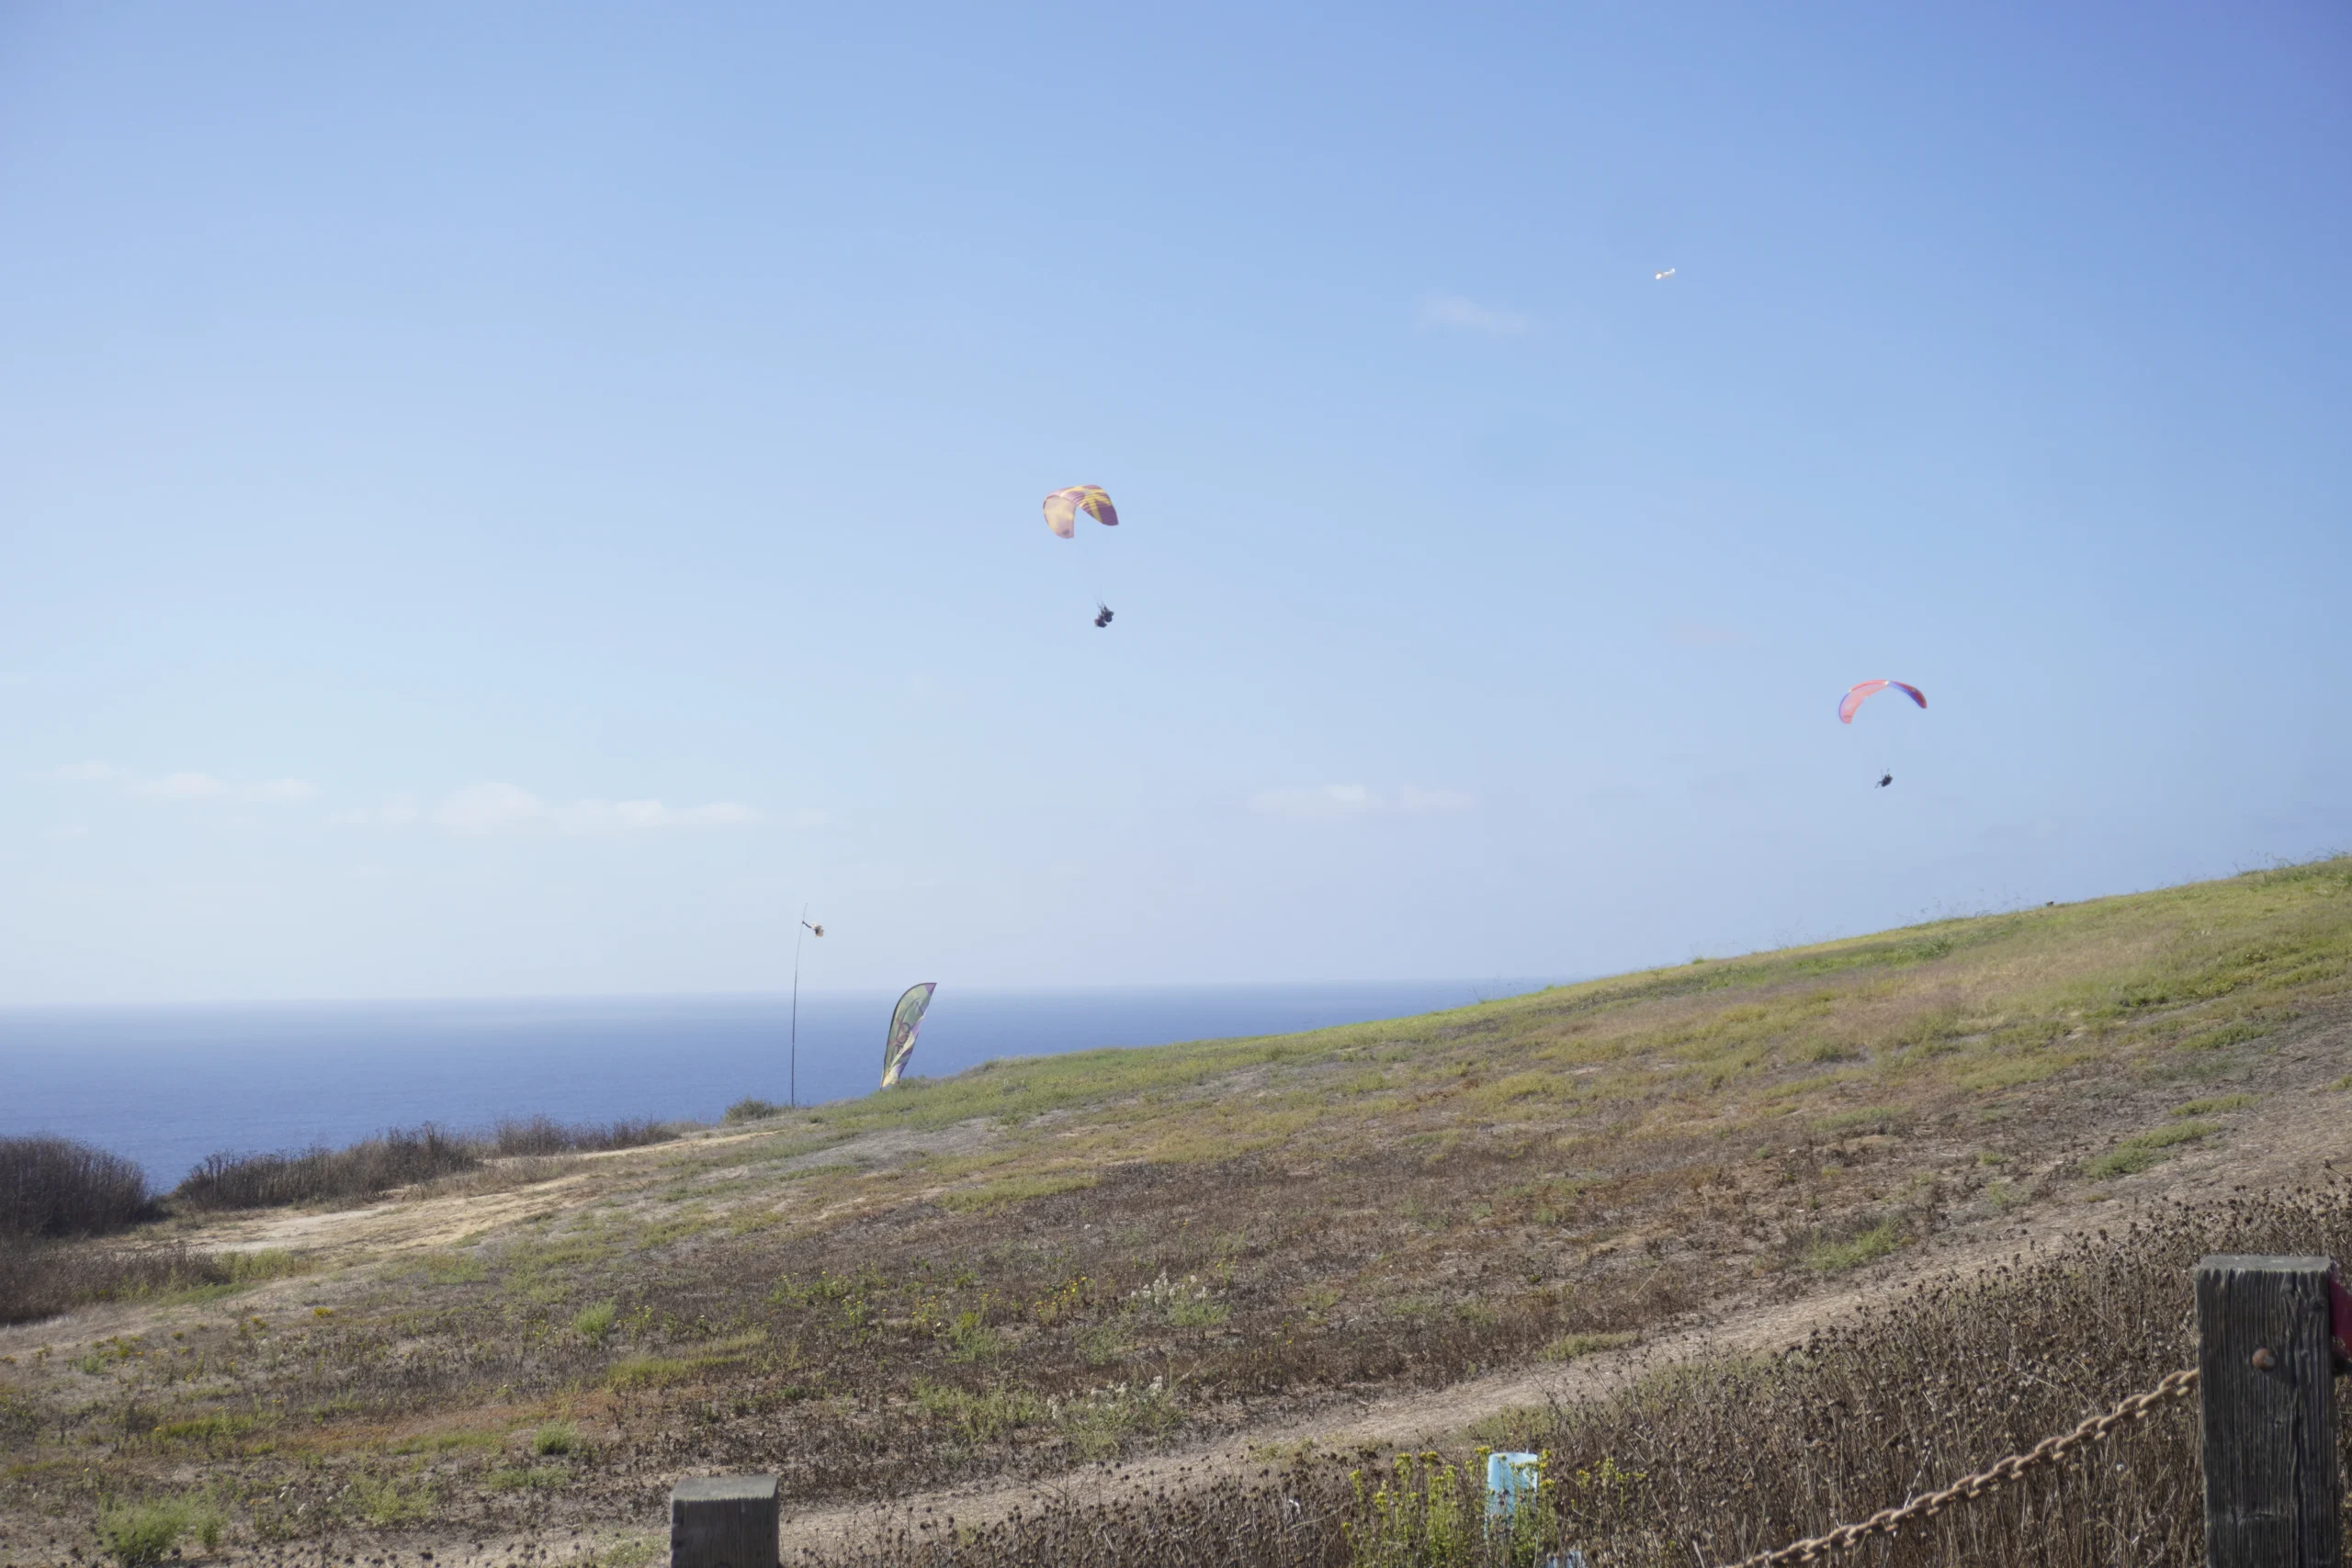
3 1 2346 1003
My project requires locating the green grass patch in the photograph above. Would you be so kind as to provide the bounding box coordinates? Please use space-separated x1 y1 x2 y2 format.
532 1421 579 1456
351 1473 436 1526
602 1354 684 1390
2171 1094 2258 1118
1811 1108 1900 1136
943 1311 1002 1363
1169 1295 1230 1328
1804 1221 1905 1273
152 1413 257 1446
605 1355 695 1389
911 1381 1046 1442
938 1171 1100 1211
419 1252 489 1286
2084 1122 2217 1179
2178 1022 2271 1052
97 1496 225 1566
223 1248 304 1281
1051 1382 1182 1459
1955 1053 2082 1091
487 1465 569 1492
386 1427 502 1456
574 1300 618 1340
605 1329 767 1389
636 1211 713 1248
1540 1330 1638 1361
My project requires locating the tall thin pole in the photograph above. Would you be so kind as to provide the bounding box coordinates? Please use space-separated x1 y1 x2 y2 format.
790 906 805 1110
790 907 821 1109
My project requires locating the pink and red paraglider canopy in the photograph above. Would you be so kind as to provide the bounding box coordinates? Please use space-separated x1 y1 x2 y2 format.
1838 680 1927 724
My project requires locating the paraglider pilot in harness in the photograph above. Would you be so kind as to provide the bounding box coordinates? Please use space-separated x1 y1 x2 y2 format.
1094 604 1114 628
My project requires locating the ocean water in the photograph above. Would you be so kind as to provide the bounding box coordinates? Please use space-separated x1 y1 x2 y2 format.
0 980 1548 1188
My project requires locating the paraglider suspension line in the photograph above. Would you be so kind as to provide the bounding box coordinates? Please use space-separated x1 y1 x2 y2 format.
1067 545 1111 626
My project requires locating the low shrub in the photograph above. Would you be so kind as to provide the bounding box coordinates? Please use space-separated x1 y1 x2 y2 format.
0 1243 299 1325
492 1115 682 1156
401 1153 580 1201
725 1099 785 1123
175 1125 481 1210
175 1117 686 1212
0 1135 153 1239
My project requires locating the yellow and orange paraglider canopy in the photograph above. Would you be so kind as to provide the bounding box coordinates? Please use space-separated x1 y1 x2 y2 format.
1042 485 1118 539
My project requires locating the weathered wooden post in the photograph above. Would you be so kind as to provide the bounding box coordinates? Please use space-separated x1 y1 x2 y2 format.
671 1473 779 1568
2196 1255 2342 1568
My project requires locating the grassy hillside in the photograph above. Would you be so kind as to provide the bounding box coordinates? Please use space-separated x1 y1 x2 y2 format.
2 858 2349 1560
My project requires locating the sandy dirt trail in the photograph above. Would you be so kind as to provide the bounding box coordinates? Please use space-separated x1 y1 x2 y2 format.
177 1120 993 1269
190 1124 820 1261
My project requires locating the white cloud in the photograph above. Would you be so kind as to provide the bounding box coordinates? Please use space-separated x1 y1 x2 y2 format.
51 761 787 837
432 783 546 833
37 761 131 783
132 773 318 804
549 798 763 833
426 783 771 836
39 761 315 803
327 795 423 829
1253 784 1374 818
1395 785 1477 813
1250 784 1476 819
1419 296 1532 337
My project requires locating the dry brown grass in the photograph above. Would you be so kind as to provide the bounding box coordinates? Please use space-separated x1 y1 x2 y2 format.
170 1118 687 1213
0 1245 304 1326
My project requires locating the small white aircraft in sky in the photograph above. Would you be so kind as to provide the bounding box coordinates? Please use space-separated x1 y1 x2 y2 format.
1655 267 1677 280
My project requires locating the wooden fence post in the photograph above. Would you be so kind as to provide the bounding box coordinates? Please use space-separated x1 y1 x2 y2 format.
671 1473 779 1568
2197 1255 2342 1568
